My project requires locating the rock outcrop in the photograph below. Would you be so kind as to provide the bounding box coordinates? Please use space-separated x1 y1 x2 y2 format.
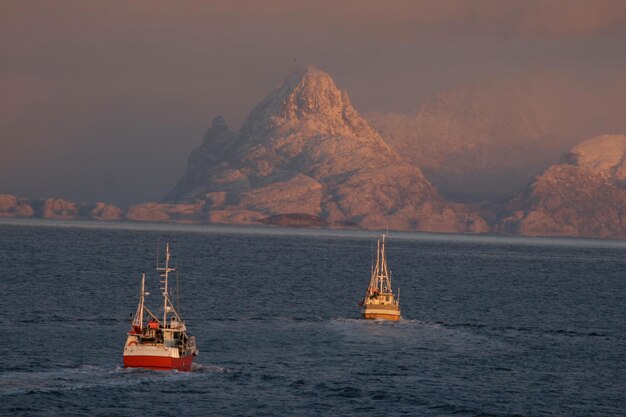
41 198 78 220
498 135 626 238
126 201 205 224
562 135 626 182
0 194 124 221
89 202 123 221
0 194 34 217
259 213 328 228
163 66 487 233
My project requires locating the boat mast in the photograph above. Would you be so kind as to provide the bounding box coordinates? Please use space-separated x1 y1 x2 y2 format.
369 237 380 290
382 235 386 292
368 235 391 293
378 236 384 293
157 243 176 325
140 273 145 329
380 234 391 293
370 234 392 294
132 273 146 330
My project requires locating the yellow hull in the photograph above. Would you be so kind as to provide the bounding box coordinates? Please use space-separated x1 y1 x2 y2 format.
360 304 401 321
361 312 401 321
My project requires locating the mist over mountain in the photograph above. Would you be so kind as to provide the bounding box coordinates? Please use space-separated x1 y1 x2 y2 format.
366 75 619 203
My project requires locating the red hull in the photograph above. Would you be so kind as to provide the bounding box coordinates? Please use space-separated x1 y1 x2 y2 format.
123 355 194 371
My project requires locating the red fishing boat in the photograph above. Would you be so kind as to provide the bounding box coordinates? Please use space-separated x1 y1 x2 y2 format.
123 243 198 371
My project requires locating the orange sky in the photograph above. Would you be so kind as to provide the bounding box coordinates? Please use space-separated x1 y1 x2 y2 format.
1 0 626 206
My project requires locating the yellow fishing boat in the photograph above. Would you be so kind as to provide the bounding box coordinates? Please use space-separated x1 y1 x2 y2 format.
359 234 401 321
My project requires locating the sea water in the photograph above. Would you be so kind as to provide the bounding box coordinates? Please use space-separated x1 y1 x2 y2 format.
0 219 624 416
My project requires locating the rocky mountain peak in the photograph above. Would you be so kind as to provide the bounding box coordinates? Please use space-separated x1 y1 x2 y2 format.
497 134 626 238
281 65 346 116
563 134 626 180
211 115 228 131
240 65 373 138
202 115 232 144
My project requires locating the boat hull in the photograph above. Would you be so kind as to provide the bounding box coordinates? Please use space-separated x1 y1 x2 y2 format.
123 354 194 371
123 338 196 371
361 312 401 321
360 304 401 321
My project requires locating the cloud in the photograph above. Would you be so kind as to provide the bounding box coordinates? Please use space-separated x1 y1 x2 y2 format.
2 0 625 50
338 0 626 42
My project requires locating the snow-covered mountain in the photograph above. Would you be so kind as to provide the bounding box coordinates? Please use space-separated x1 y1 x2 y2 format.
498 135 626 238
162 66 486 232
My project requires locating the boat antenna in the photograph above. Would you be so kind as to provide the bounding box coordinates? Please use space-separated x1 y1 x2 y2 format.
157 242 176 326
156 239 160 271
176 267 181 315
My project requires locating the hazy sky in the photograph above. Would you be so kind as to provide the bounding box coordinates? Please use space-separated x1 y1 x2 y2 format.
2 0 626 206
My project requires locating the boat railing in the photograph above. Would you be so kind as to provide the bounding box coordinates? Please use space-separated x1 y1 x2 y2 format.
188 335 197 352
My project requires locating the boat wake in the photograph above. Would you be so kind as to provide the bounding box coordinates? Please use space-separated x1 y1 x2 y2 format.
0 365 141 396
0 361 228 397
444 322 612 339
190 362 227 373
331 317 440 328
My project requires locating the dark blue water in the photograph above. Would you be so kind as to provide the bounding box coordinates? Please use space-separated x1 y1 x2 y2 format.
1 220 625 416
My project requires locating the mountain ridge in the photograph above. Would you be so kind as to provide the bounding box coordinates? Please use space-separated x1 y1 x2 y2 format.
4 67 626 239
